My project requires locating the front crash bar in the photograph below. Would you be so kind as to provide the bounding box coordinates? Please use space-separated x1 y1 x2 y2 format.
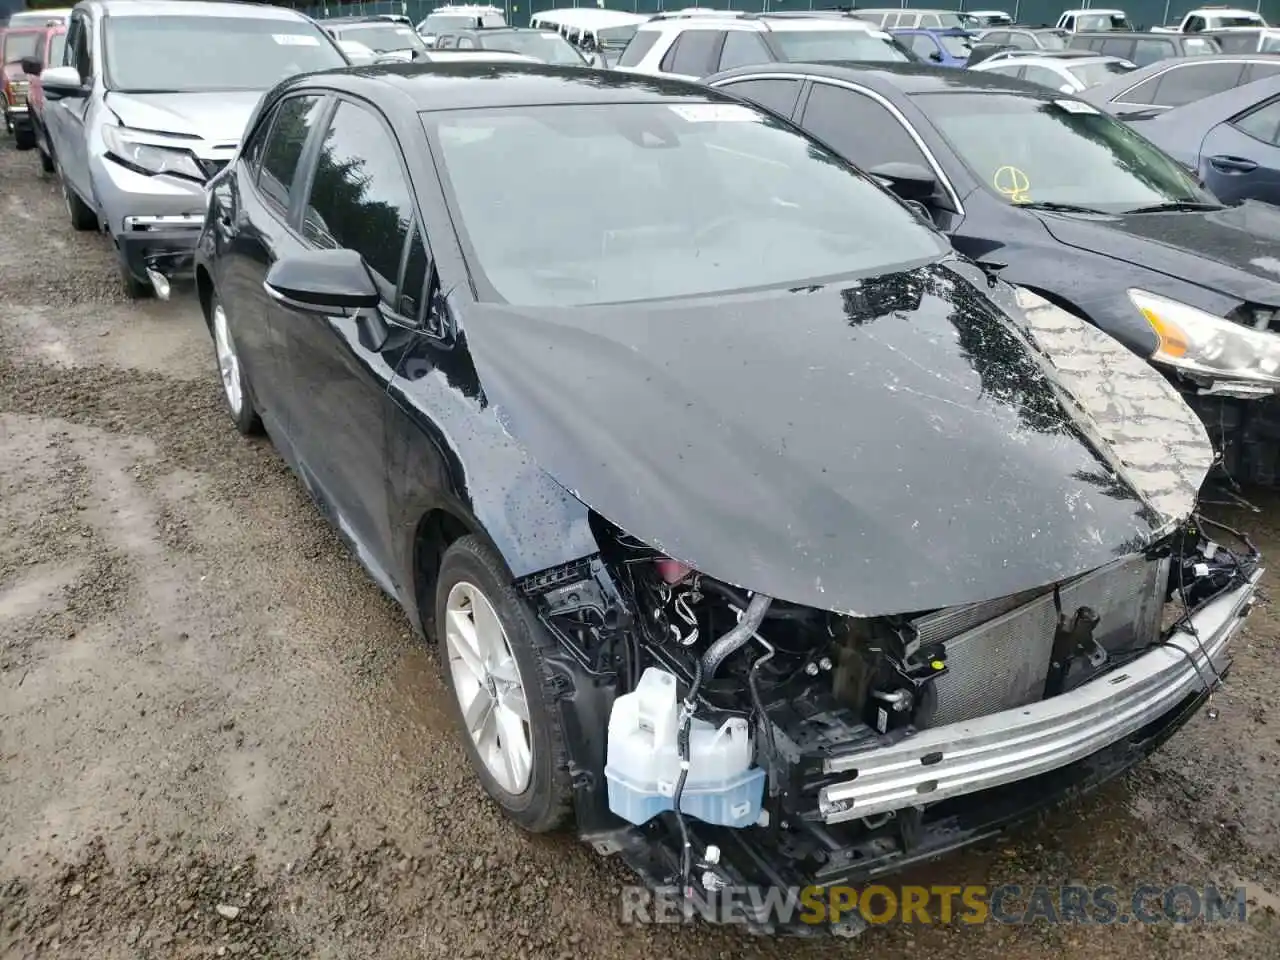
818 569 1263 823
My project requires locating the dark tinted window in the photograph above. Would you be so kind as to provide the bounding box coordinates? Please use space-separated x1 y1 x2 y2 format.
717 78 803 117
1131 38 1174 66
905 33 938 58
617 28 659 66
70 13 91 77
47 32 66 67
1152 61 1246 106
1242 61 1280 84
718 29 771 70
257 95 326 213
800 82 929 171
301 100 415 293
1099 37 1134 58
661 29 721 75
1232 96 1280 145
1186 16 1206 32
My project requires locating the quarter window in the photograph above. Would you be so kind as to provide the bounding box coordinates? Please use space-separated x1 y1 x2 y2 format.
617 28 659 67
256 94 327 214
1232 97 1280 146
301 100 416 295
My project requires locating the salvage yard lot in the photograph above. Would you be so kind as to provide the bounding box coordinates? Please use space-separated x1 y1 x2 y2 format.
0 136 1279 959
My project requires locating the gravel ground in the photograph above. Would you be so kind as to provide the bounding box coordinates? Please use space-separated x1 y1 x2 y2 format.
1 134 1278 960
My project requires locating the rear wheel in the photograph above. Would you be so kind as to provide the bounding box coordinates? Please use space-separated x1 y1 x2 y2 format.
435 535 574 833
14 126 35 151
37 144 54 173
209 293 262 436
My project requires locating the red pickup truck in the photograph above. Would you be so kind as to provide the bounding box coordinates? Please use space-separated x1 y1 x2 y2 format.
1 24 47 149
17 24 66 168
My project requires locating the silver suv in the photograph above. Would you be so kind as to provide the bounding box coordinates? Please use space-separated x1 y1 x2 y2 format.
40 0 348 298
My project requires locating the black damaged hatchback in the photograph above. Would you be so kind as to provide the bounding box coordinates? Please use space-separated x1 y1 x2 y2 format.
195 64 1261 934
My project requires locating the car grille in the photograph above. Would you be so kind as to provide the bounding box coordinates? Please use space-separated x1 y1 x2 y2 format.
913 554 1169 725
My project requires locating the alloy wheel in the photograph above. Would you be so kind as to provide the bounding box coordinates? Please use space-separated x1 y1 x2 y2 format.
444 580 533 794
212 303 243 416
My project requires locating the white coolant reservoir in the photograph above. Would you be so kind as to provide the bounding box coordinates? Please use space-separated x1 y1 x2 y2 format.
604 667 766 829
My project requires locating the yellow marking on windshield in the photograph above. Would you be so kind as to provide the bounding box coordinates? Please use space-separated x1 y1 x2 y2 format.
993 165 1031 203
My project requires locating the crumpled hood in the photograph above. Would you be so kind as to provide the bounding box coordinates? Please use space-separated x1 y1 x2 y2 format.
461 261 1212 616
1035 202 1280 306
104 90 263 144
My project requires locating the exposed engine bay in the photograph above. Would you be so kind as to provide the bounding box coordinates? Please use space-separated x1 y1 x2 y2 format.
520 512 1261 929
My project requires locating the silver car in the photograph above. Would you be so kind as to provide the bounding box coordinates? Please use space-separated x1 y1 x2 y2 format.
40 0 349 298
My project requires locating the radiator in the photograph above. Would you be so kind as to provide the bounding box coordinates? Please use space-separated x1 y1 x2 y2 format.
912 555 1170 726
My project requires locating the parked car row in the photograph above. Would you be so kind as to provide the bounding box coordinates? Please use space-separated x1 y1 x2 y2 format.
0 0 1272 939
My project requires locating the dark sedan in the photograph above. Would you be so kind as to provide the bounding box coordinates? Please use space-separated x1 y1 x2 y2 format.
1079 52 1280 120
706 62 1280 483
194 62 1255 930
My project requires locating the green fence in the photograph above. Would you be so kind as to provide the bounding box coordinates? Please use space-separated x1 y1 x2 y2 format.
290 0 1280 31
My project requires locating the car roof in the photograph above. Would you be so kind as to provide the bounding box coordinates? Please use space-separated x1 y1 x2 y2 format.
707 59 1038 96
989 53 1123 67
87 0 309 18
301 61 726 111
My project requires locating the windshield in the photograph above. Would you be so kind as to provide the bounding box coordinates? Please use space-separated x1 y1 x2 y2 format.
482 31 584 64
1218 15 1264 27
939 33 975 56
2 30 41 63
104 17 345 92
598 24 639 46
773 29 910 62
1066 59 1135 86
334 24 424 52
1077 13 1133 30
917 92 1210 213
425 101 946 306
47 32 66 67
1038 31 1069 49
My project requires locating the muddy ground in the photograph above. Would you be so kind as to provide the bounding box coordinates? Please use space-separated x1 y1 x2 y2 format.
1 135 1278 960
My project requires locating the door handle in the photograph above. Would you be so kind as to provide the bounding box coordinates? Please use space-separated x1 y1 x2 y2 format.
1208 154 1258 174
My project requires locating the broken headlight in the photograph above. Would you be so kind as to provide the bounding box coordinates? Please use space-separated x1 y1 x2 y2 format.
1130 288 1280 392
101 124 206 182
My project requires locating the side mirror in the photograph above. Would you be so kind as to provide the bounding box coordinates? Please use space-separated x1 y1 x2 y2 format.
40 65 88 100
20 56 42 76
264 249 380 314
868 161 939 203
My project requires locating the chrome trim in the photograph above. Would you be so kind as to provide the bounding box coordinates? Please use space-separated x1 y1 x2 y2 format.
1110 56 1276 106
123 214 203 230
708 73 966 216
818 569 1262 822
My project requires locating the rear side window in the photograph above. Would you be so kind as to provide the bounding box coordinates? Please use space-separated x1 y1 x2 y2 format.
717 29 771 70
716 78 803 117
256 94 327 214
1008 33 1037 49
1099 38 1134 58
1232 96 1280 145
799 82 930 173
1244 61 1280 83
1131 38 1173 66
660 28 721 76
617 28 659 66
1151 61 1246 107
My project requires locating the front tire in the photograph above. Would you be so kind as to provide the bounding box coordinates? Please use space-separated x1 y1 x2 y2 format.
58 163 97 232
208 293 262 436
14 126 35 151
435 536 574 833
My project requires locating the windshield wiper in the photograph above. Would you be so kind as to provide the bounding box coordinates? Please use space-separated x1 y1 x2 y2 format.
1015 201 1109 215
1123 200 1224 214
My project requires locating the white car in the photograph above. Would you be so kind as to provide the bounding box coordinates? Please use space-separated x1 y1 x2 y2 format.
336 38 377 64
971 53 1137 93
614 12 910 81
414 4 505 45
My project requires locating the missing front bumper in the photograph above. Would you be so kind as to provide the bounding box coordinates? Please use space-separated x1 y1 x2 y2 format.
818 569 1261 823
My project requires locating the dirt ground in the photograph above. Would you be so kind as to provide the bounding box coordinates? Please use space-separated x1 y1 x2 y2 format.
1 136 1278 960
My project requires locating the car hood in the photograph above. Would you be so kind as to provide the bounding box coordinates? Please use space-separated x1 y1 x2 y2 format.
461 259 1212 616
103 90 263 143
1034 202 1280 306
